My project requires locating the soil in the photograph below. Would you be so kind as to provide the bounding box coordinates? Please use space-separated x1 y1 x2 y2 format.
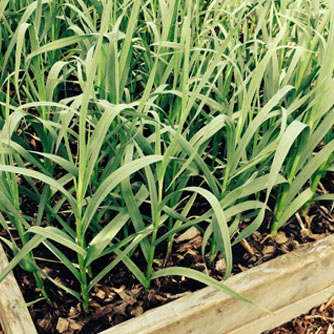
1 175 334 334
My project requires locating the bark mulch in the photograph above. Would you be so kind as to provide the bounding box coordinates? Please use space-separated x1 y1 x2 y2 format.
1 178 334 333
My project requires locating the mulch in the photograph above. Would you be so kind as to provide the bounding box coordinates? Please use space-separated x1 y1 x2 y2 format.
1 177 334 333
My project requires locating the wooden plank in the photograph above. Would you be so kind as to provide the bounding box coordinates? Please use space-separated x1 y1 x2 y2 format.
0 242 37 334
99 234 334 334
231 285 334 334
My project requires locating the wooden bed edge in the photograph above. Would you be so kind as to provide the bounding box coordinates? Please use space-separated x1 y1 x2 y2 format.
0 242 37 334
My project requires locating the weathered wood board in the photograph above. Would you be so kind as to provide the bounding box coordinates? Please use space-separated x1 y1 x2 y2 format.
100 234 334 334
0 242 37 334
231 285 334 334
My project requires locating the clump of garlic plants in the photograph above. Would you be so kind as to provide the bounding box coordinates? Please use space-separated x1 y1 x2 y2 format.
0 0 333 311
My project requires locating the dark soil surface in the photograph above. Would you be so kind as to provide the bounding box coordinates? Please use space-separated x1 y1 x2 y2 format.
1 176 334 334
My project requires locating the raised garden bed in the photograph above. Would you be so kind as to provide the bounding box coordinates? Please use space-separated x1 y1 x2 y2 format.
264 295 334 333
1 1 334 334
2 233 334 334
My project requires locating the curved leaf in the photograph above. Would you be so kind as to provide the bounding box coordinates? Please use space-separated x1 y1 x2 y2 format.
151 267 272 314
82 155 162 233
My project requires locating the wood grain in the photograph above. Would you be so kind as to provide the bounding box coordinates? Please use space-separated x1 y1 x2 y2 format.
0 242 37 334
100 234 334 334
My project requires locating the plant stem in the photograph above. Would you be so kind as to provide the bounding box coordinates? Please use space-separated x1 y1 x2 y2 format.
78 254 89 311
145 178 163 293
33 271 52 307
209 238 217 265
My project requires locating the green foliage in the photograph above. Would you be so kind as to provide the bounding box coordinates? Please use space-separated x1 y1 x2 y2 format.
0 0 334 311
